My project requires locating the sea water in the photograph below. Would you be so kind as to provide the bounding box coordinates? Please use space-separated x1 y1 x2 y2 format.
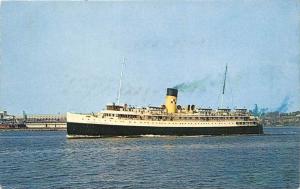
0 127 299 188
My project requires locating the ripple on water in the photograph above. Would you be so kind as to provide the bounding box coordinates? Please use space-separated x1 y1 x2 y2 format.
0 127 299 188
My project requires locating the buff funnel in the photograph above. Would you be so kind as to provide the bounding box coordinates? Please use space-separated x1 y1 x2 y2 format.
165 88 178 113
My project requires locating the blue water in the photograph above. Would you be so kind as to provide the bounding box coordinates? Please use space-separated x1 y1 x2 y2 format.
0 127 299 189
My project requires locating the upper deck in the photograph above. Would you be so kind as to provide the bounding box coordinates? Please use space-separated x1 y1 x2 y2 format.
101 104 256 122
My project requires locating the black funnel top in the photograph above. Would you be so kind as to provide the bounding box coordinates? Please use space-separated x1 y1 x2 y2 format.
166 88 178 97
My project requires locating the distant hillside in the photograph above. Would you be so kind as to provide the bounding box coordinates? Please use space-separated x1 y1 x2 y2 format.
260 111 300 127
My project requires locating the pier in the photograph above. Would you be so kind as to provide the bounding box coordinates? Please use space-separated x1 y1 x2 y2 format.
1 111 66 130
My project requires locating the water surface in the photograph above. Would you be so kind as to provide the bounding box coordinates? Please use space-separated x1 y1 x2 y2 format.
0 127 299 188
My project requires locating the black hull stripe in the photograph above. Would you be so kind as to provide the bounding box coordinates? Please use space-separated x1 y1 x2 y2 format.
67 122 263 137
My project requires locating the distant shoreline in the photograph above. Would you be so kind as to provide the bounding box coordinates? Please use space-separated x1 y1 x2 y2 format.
263 125 300 127
0 128 66 131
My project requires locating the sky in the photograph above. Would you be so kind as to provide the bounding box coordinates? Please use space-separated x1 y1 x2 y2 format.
0 1 299 114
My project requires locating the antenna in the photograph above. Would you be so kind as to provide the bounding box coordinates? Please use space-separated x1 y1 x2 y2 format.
220 64 228 108
117 57 126 105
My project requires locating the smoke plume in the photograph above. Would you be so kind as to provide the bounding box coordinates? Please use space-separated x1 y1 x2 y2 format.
275 96 290 113
173 77 216 93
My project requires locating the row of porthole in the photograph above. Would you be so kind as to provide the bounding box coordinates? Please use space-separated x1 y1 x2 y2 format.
81 118 245 126
96 119 236 125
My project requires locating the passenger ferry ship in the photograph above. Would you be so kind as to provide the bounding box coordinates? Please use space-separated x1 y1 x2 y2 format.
67 87 263 137
67 64 263 138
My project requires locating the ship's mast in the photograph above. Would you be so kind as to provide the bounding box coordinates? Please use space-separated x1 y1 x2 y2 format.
220 64 228 108
117 58 126 105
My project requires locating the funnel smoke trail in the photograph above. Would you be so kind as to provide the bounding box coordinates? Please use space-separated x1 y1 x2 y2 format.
173 77 216 93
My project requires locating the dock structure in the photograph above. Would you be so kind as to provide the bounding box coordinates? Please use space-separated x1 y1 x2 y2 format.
0 111 26 128
1 111 66 130
18 114 67 129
